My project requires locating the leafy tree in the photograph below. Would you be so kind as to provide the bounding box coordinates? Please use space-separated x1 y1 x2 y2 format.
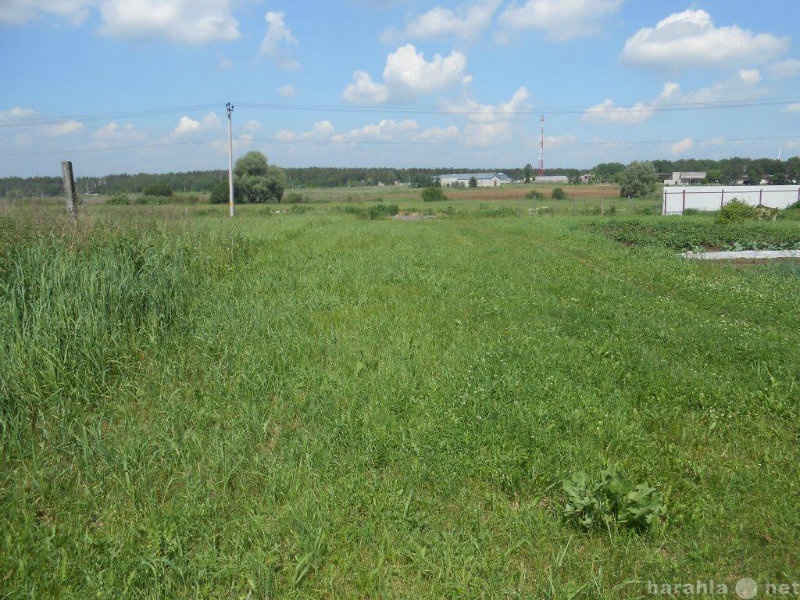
551 187 567 200
233 152 286 203
422 187 447 202
592 162 626 183
618 162 657 198
210 180 229 204
523 163 534 183
786 156 800 183
468 176 478 188
142 183 172 197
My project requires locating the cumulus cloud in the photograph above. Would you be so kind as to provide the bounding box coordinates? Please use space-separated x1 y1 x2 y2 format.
276 120 336 142
769 58 800 79
0 107 36 122
670 138 693 155
99 0 239 44
278 84 296 98
738 69 761 86
343 44 470 104
171 112 221 137
583 82 678 124
0 0 94 25
332 119 419 143
259 11 299 70
620 10 789 70
497 0 623 42
446 86 530 122
381 0 501 42
785 103 800 113
39 120 83 136
92 122 146 142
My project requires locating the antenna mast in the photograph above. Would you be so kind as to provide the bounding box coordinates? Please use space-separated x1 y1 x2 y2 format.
538 115 545 176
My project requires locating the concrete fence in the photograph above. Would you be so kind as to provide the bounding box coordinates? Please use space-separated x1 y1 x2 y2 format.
662 185 800 215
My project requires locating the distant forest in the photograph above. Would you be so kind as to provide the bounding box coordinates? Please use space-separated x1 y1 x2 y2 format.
2 156 798 198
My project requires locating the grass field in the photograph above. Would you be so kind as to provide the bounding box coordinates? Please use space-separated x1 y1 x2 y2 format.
2 191 799 598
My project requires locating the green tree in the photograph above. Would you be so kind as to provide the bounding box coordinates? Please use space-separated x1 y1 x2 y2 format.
233 152 286 203
592 162 626 183
142 183 172 197
618 162 657 198
468 176 478 188
210 180 229 204
551 187 566 200
422 187 447 202
523 163 534 183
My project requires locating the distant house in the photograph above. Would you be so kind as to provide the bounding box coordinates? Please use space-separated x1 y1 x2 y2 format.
664 171 706 185
535 175 569 184
438 172 510 188
579 174 591 184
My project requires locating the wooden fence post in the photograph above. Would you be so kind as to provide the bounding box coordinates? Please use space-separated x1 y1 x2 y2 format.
62 161 78 221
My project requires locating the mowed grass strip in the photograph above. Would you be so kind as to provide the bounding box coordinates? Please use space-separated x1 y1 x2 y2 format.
2 209 798 597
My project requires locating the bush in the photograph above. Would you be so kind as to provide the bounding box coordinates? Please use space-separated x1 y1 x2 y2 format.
718 198 755 224
135 195 165 205
551 187 567 200
525 190 544 200
422 187 447 202
284 192 305 204
210 180 229 204
142 183 172 197
106 194 130 206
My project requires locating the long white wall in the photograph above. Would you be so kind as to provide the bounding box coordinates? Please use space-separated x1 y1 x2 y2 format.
662 185 800 215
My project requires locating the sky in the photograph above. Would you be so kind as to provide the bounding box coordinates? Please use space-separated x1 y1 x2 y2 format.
1 0 800 177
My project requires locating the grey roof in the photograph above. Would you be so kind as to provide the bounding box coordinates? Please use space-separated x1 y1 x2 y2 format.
438 172 510 181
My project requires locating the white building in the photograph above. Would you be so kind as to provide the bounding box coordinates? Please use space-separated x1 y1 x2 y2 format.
438 173 510 188
534 175 569 184
664 171 707 185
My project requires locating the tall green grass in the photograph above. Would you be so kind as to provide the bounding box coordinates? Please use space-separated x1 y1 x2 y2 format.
2 205 799 597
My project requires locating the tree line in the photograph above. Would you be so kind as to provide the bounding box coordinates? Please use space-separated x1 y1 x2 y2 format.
2 156 799 199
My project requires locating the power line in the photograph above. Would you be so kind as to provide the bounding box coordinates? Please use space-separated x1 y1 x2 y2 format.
2 132 798 159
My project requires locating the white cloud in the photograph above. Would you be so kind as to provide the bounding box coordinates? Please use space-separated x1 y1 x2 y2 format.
344 44 470 104
92 122 146 142
0 106 36 122
99 0 239 44
583 82 677 124
278 84 296 98
620 10 789 70
497 0 623 42
171 112 221 137
343 71 390 104
415 125 460 141
446 86 530 122
39 120 83 136
276 120 336 142
332 119 419 143
382 0 500 42
259 11 299 70
0 0 94 25
785 103 800 113
738 69 761 86
670 137 694 155
242 120 261 133
769 58 800 79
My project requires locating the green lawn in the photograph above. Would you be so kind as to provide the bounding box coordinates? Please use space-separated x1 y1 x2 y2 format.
2 202 798 597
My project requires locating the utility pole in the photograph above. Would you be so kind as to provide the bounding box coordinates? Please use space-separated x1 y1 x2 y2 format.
227 102 234 218
61 160 78 222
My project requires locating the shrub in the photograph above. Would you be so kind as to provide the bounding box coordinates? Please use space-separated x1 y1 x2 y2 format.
106 194 130 206
284 192 305 204
135 195 164 205
422 187 447 202
718 198 755 224
210 180 229 204
142 183 172 197
551 187 567 200
525 190 544 200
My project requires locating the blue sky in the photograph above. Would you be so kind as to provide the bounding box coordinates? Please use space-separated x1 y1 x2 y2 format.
2 0 800 177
